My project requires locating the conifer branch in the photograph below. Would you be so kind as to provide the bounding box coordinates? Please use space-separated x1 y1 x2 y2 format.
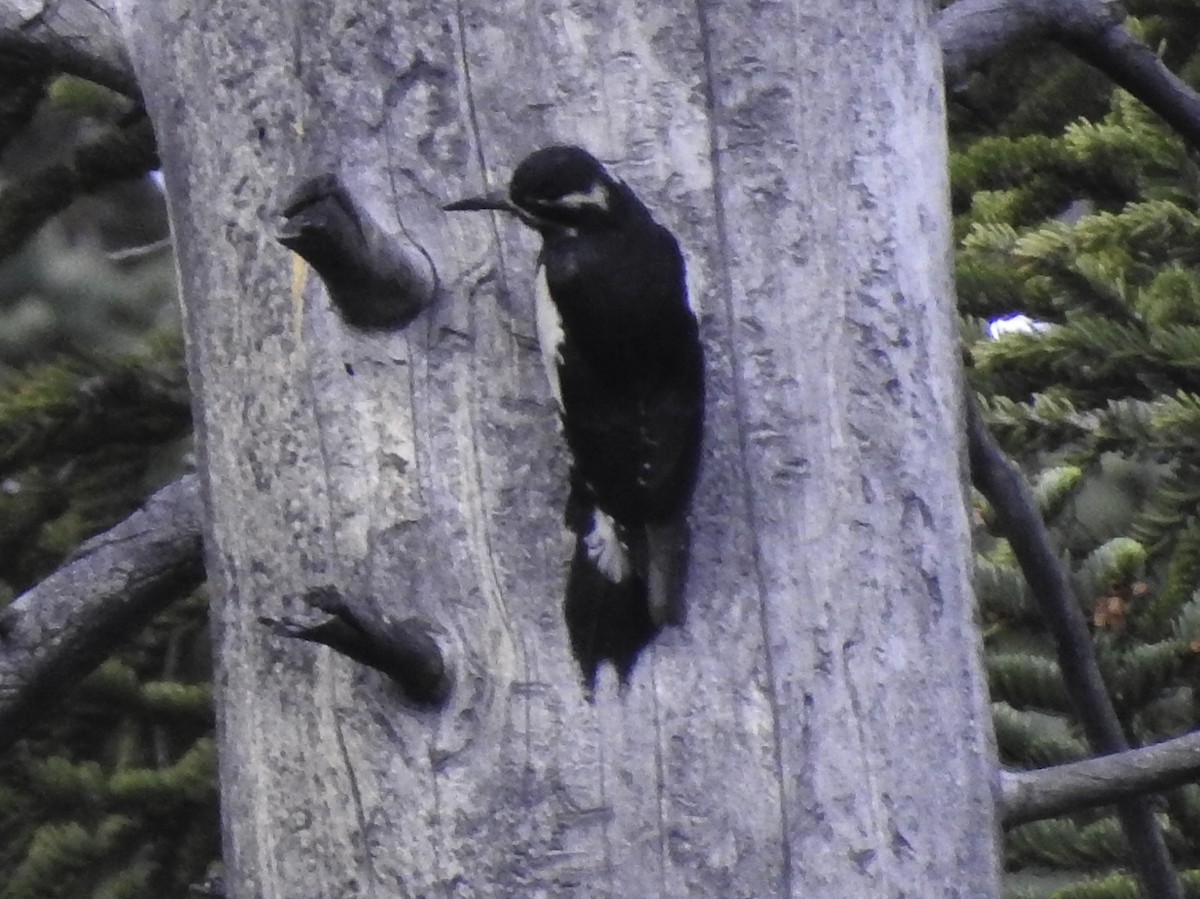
967 395 1183 899
0 357 192 477
1002 730 1200 826
0 0 137 98
0 113 158 264
0 475 205 751
939 0 1200 151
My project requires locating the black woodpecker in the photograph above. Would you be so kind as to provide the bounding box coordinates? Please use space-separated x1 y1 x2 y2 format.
445 145 704 687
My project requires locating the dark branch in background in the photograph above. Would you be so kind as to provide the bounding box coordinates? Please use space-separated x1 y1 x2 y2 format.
1003 730 1200 826
967 397 1183 899
0 113 158 263
277 173 436 330
940 0 1118 80
0 0 138 98
259 586 451 707
0 475 204 752
939 0 1200 151
0 62 49 158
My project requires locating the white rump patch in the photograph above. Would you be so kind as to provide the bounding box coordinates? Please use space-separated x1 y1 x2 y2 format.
534 264 565 409
583 509 631 583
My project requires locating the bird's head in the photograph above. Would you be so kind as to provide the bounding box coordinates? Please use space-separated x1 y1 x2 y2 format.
444 145 635 235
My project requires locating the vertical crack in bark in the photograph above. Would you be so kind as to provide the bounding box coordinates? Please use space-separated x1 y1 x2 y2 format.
450 1 514 294
331 692 377 896
841 638 883 864
453 0 489 192
450 3 541 843
650 671 669 895
460 166 533 745
692 2 794 890
453 0 537 747
384 127 443 305
428 760 450 888
598 710 614 885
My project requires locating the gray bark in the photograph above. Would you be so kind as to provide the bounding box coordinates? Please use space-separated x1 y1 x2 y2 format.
110 0 1000 896
1002 731 1200 826
938 0 1119 82
0 475 203 747
0 0 135 95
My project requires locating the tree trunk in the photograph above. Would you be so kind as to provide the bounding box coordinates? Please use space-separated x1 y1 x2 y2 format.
116 0 1001 895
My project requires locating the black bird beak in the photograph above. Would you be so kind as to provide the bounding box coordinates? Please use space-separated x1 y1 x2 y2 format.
442 190 516 213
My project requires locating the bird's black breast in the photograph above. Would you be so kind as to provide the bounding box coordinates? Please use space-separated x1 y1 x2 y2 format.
540 219 704 526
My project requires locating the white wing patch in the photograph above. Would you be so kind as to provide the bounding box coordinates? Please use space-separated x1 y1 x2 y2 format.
534 264 565 410
584 508 631 583
682 245 701 318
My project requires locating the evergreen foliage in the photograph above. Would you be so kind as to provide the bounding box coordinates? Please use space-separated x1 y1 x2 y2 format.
0 349 191 591
955 4 1200 894
0 350 214 899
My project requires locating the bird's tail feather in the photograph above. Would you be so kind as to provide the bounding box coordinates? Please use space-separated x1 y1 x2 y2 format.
563 538 658 694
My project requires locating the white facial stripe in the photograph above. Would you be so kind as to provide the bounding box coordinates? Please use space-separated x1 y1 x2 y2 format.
550 181 609 210
583 509 631 583
534 264 564 409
